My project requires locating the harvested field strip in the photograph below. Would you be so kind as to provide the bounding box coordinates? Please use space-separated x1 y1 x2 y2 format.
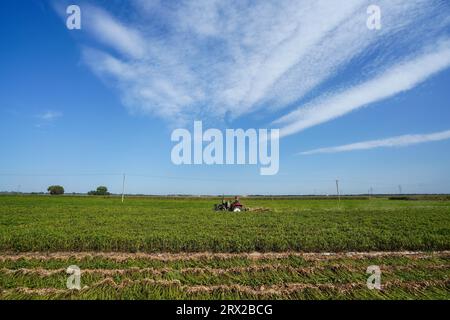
0 251 447 271
1 250 447 262
1 255 448 271
1 263 448 289
0 251 448 299
184 279 450 295
1 279 448 300
1 263 448 277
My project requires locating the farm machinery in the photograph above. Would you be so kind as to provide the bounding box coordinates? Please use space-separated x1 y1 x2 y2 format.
214 196 248 212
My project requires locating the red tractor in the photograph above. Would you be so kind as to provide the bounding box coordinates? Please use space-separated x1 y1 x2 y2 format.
214 196 246 212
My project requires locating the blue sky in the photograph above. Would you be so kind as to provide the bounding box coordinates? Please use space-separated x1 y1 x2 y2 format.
1 0 450 195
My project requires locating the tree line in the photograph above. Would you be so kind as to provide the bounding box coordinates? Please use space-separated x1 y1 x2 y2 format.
47 185 110 195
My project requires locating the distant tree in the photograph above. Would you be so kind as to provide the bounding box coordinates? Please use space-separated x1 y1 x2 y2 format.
47 185 64 195
88 186 110 196
96 186 109 195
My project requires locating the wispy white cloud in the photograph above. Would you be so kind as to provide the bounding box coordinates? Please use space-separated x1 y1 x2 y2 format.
36 111 62 121
275 41 450 137
84 5 146 59
258 0 448 112
34 111 62 128
70 0 449 126
300 129 450 155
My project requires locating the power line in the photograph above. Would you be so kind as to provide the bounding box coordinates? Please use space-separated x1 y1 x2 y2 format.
0 173 335 183
0 173 123 177
1 173 448 192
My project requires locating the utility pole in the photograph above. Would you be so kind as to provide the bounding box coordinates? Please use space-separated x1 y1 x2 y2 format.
121 173 126 203
336 179 341 205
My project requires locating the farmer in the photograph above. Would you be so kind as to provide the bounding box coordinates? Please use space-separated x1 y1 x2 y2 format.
230 196 242 211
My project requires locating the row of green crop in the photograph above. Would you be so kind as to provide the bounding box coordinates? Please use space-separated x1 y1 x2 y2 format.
1 195 449 252
0 254 448 270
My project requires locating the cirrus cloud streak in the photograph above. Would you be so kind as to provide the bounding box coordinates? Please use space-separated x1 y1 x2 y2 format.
300 129 450 155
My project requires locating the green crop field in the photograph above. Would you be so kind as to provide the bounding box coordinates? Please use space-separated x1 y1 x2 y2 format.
0 195 449 299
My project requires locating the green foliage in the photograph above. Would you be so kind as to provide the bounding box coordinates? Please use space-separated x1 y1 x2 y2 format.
88 186 110 196
0 195 448 252
47 185 64 195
